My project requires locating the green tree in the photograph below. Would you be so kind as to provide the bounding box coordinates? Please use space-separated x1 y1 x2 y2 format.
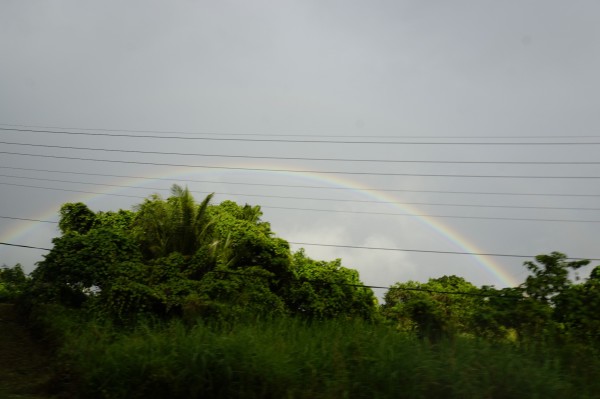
94 209 136 231
553 265 600 343
286 249 377 320
101 253 204 321
471 286 553 342
190 266 288 322
31 228 142 306
132 185 214 259
207 201 292 277
472 253 593 343
168 185 214 256
58 202 97 235
28 187 389 325
0 264 28 302
383 276 479 340
522 252 589 305
514 252 589 342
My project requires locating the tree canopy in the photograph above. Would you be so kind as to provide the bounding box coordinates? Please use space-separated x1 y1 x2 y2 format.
21 184 600 348
29 185 377 322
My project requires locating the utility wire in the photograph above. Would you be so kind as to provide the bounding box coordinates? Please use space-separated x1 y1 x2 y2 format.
0 216 57 223
0 242 523 297
2 186 600 223
3 175 600 211
287 242 600 261
209 269 389 291
3 127 600 145
3 140 600 165
3 151 600 178
267 206 600 223
3 123 599 139
2 235 598 261
0 242 51 250
2 165 600 198
208 270 522 298
0 182 144 198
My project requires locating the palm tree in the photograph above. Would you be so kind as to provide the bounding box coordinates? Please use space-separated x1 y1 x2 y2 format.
133 185 214 259
169 184 214 256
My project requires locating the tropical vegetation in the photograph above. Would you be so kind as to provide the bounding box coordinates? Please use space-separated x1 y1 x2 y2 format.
1 184 599 398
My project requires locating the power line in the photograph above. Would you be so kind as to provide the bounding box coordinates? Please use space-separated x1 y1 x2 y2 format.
267 206 600 223
2 165 600 198
209 269 387 291
0 180 270 204
3 123 599 139
207 270 522 297
3 175 600 212
0 242 51 250
3 151 600 179
2 185 600 223
2 182 600 223
0 182 144 198
287 242 600 261
3 140 600 165
3 127 600 145
0 216 57 223
0 241 523 297
2 234 598 261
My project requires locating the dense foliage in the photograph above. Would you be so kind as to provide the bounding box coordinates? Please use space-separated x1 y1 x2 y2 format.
0 263 28 302
28 185 377 322
4 185 599 398
35 307 597 399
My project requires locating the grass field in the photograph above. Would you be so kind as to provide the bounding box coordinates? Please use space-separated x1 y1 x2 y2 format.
23 306 596 399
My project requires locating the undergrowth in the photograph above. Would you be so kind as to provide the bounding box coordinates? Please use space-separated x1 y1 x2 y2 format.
29 305 600 399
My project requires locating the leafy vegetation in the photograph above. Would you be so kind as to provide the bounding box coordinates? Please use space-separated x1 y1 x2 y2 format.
25 185 378 323
34 309 592 399
0 263 28 302
2 184 599 398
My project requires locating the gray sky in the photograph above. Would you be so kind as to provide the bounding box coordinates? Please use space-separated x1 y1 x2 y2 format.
1 1 599 294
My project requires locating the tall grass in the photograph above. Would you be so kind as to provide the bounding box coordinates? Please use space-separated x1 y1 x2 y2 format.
36 310 596 399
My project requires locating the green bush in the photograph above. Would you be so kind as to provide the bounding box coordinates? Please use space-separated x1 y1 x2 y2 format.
0 264 28 302
45 315 592 399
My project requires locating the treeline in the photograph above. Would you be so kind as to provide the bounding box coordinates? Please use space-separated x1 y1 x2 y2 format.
1 184 599 398
18 185 376 322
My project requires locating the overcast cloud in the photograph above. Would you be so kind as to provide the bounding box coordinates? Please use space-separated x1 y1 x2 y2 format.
1 1 599 295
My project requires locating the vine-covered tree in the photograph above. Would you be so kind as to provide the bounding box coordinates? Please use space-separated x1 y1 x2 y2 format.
58 202 97 235
0 264 28 302
286 249 377 320
28 185 377 323
383 276 481 340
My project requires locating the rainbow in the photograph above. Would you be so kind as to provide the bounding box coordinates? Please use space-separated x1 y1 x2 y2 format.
0 163 520 287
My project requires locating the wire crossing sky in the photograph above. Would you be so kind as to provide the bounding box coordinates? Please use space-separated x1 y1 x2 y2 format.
4 140 600 164
2 166 600 197
3 180 600 214
3 151 600 179
3 123 600 138
3 126 600 144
